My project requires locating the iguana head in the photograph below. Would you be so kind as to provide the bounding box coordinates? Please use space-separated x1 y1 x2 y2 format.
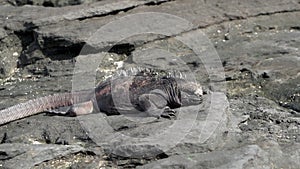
177 80 203 106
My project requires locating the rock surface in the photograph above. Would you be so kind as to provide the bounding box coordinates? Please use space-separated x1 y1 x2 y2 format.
7 0 97 7
0 0 299 168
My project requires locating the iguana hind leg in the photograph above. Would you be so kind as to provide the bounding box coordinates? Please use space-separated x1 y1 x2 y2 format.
44 101 94 117
66 100 94 117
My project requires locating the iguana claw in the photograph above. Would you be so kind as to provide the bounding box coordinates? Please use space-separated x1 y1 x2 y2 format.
160 107 177 119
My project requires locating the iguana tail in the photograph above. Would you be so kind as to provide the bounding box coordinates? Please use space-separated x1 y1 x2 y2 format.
0 92 90 125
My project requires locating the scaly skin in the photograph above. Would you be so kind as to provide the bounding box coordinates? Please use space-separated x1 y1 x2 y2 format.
0 69 203 125
0 92 90 125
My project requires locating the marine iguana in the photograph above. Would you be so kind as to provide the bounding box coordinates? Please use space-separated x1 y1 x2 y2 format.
0 68 202 125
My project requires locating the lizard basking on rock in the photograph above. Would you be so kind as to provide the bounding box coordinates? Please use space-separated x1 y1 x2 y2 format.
0 68 203 125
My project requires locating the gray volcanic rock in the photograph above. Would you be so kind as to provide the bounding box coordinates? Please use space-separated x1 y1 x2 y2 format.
0 143 86 169
138 143 300 169
137 145 268 169
0 114 89 144
263 77 300 112
8 0 97 7
253 55 300 112
0 0 299 168
0 31 22 79
0 28 7 40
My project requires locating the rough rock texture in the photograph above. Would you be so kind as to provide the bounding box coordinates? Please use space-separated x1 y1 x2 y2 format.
0 0 299 168
7 0 97 7
0 143 86 168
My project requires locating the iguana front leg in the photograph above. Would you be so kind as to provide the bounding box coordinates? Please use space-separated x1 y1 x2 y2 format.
138 89 178 119
160 107 177 119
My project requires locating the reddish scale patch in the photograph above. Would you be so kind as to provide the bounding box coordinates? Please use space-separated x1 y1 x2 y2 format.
95 83 111 96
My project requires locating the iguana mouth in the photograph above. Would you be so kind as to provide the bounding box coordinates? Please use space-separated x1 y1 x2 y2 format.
180 90 203 106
